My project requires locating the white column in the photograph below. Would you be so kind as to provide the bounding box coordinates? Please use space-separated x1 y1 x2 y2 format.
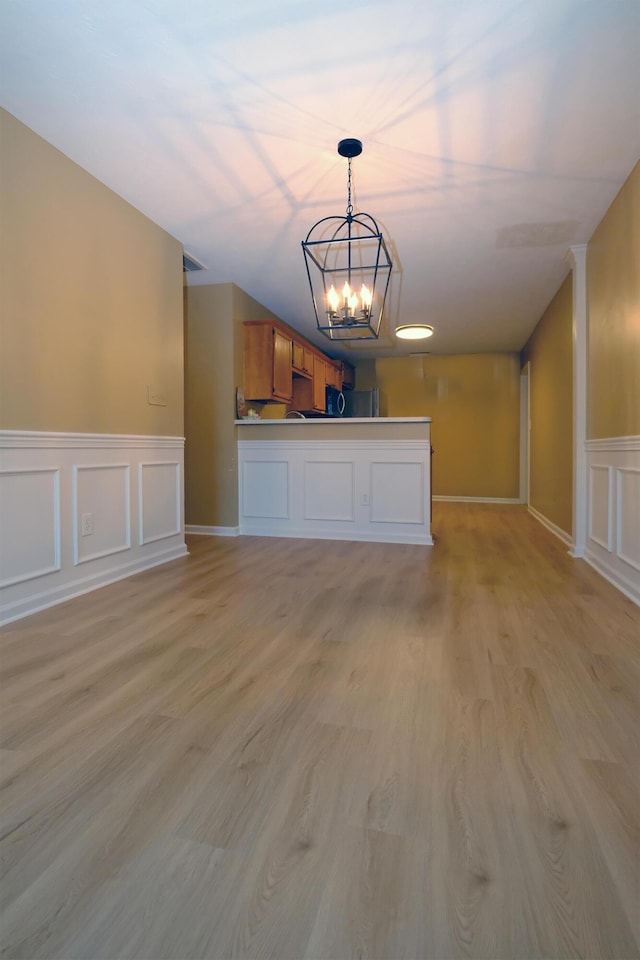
567 243 588 558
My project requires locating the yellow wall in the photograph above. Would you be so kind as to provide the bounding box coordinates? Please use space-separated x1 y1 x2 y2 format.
0 109 184 436
185 282 282 527
587 161 640 439
521 275 573 535
185 283 235 527
374 354 521 498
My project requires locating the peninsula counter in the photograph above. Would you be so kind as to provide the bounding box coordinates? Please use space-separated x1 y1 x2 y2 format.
235 417 432 545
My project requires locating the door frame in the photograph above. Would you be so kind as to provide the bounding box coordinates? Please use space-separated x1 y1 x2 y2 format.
519 362 530 505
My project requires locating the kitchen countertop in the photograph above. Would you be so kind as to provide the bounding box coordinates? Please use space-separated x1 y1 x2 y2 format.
235 417 431 424
235 417 432 443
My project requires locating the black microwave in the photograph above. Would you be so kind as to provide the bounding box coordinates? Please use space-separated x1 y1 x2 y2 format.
325 386 346 417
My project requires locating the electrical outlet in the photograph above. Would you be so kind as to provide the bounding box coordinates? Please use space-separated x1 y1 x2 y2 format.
361 493 369 505
81 512 94 536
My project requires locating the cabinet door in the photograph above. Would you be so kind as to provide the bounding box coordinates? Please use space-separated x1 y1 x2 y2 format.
326 362 340 389
272 328 292 402
244 323 274 400
303 347 314 376
292 341 305 372
313 355 326 411
340 361 355 390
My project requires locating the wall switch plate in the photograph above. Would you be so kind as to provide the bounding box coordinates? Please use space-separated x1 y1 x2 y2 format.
81 512 94 536
147 386 167 406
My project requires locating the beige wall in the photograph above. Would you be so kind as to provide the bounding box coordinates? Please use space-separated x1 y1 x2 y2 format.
185 283 235 527
373 354 521 498
0 109 184 436
521 274 573 535
587 161 640 440
185 282 282 527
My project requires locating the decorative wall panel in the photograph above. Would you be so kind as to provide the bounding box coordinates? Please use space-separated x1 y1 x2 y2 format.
370 461 424 524
242 460 289 519
0 432 187 625
238 438 432 545
139 462 181 544
616 467 640 572
303 461 354 522
585 437 640 604
74 464 130 564
588 464 613 551
0 468 60 587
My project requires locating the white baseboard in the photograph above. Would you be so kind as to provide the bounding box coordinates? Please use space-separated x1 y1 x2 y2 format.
432 496 521 504
185 524 240 537
0 430 186 625
238 524 433 546
527 504 573 548
584 550 640 606
0 544 188 626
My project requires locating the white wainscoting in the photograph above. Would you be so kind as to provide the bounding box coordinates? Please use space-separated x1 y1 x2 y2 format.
0 432 188 625
238 439 433 545
585 436 640 605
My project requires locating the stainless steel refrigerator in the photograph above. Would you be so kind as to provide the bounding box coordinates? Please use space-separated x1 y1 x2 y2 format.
344 387 380 418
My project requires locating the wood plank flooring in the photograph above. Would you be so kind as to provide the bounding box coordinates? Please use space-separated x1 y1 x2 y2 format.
1 503 638 960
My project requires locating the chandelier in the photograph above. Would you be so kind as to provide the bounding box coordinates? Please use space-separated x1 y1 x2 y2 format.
302 139 393 341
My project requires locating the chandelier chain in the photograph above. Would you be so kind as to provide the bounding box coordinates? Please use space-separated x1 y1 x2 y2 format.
346 157 353 217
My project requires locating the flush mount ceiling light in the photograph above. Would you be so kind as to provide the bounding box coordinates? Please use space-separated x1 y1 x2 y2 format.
301 139 393 341
395 323 435 340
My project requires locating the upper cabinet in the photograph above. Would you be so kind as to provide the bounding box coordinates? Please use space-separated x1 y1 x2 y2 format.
338 361 355 390
292 340 313 378
243 322 292 403
325 361 340 389
243 320 354 407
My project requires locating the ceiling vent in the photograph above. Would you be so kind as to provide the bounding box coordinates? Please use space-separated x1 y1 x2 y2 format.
183 251 206 273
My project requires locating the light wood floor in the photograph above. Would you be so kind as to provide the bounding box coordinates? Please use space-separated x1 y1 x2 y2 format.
1 503 638 960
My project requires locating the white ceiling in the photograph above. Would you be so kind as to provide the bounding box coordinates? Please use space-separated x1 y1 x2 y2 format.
1 0 639 360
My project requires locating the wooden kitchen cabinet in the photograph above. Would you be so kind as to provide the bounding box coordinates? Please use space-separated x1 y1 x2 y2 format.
339 360 355 390
243 323 292 402
325 361 341 389
313 355 326 410
292 341 313 378
243 319 354 410
292 353 327 412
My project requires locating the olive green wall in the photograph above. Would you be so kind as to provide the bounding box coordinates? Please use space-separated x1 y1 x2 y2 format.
184 282 282 527
586 160 640 440
372 354 521 498
521 275 573 535
0 109 184 435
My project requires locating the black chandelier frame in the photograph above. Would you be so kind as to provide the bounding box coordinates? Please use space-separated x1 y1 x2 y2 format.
301 139 393 341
